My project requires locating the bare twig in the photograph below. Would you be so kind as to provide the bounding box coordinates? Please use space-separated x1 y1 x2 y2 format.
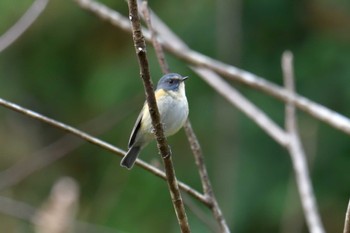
74 0 350 137
0 97 125 156
0 97 206 204
0 0 49 53
343 199 350 233
0 99 138 191
127 0 190 232
282 51 325 233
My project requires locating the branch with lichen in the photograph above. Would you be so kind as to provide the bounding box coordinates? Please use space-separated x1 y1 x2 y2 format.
140 2 230 232
127 0 191 232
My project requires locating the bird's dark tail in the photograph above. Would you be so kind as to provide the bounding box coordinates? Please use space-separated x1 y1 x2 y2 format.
120 146 141 169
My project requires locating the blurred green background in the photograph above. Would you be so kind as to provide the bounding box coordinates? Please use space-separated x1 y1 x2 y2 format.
0 0 350 232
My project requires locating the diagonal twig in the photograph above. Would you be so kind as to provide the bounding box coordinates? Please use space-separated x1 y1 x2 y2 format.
0 98 139 191
0 97 124 156
344 199 350 233
282 51 325 233
0 0 49 53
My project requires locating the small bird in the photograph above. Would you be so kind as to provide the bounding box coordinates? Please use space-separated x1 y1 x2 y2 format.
120 73 189 169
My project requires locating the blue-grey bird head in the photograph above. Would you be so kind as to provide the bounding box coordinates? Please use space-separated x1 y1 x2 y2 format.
156 73 188 91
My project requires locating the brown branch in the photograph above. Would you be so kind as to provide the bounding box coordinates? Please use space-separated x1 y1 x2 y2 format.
282 51 325 233
0 0 49 53
74 0 350 138
139 3 230 232
0 97 207 205
344 199 350 233
127 0 190 232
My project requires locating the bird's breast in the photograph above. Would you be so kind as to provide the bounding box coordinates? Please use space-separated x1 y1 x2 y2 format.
156 89 189 136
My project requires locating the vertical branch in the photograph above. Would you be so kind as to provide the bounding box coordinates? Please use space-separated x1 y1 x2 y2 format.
127 0 191 232
282 51 325 233
140 3 230 232
344 199 350 233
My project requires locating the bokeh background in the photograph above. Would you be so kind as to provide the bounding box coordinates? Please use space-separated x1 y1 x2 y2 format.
0 0 350 232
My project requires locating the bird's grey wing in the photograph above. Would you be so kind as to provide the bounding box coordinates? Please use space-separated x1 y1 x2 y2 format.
128 106 144 148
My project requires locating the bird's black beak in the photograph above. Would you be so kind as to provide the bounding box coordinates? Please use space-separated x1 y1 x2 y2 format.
181 76 189 81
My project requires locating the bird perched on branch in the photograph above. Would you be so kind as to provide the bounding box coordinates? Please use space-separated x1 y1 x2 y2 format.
120 73 189 169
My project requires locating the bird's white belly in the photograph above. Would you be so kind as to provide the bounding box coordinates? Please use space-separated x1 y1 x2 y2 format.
138 88 188 144
158 94 189 136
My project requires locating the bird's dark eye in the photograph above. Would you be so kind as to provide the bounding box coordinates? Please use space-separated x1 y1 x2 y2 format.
169 79 174 84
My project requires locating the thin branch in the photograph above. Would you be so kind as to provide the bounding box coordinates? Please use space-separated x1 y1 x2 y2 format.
0 0 49 53
0 97 207 205
0 97 124 156
282 51 325 233
74 0 350 137
127 0 190 232
0 98 138 191
139 3 230 232
344 199 350 233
